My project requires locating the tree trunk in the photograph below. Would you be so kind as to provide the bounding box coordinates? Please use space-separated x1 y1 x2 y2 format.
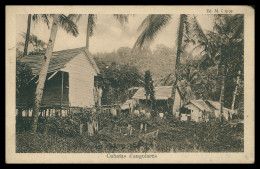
172 14 185 114
231 70 241 110
86 14 91 50
219 63 226 121
24 14 32 56
175 14 186 83
30 15 59 133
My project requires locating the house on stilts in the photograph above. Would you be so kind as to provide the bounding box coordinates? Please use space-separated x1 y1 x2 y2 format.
16 47 102 117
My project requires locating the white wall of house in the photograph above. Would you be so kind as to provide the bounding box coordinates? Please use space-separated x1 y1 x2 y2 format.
185 104 202 122
214 110 220 119
61 52 97 107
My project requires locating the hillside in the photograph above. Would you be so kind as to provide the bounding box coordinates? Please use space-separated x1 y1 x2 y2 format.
93 44 178 86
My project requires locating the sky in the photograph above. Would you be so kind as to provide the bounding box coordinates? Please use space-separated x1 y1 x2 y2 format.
16 14 214 54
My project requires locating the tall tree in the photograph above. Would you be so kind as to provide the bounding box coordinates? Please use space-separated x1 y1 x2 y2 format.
23 14 50 57
195 14 244 117
133 14 207 110
231 70 241 110
31 14 79 132
18 33 47 55
144 70 155 108
134 14 243 117
24 14 31 56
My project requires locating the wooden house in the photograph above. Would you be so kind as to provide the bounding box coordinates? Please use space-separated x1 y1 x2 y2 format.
205 100 235 120
132 86 173 113
183 99 212 122
16 47 102 116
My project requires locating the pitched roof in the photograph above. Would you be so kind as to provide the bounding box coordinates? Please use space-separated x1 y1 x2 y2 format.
205 100 220 110
18 47 100 75
132 86 173 100
185 99 212 112
205 100 233 112
121 99 137 110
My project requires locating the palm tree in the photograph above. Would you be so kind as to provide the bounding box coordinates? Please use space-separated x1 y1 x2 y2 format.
69 14 129 50
133 14 243 118
24 14 31 56
193 14 244 118
18 33 47 55
23 14 50 56
133 14 206 72
31 14 79 132
132 14 207 114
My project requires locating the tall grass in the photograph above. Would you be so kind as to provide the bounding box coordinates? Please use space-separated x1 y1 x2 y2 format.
16 115 244 153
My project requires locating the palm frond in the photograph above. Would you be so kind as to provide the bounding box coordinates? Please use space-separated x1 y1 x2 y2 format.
31 14 50 29
137 14 154 32
31 14 40 22
88 14 97 37
231 15 244 40
41 14 50 29
68 14 83 23
161 73 174 86
184 15 207 44
58 14 79 37
113 14 129 25
133 14 172 51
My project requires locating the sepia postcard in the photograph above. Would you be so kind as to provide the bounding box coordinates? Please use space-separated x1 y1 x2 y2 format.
6 5 255 163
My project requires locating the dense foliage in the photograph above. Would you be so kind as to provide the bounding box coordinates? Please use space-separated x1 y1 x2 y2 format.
95 59 144 105
16 62 34 96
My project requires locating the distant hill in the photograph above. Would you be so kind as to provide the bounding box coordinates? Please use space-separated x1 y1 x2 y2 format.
93 44 179 86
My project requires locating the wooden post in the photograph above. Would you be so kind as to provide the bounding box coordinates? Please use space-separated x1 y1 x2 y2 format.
60 72 64 116
140 123 143 133
231 70 241 110
80 123 83 135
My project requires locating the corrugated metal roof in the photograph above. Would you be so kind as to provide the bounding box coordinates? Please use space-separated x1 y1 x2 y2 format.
185 99 212 112
132 86 172 100
18 47 100 75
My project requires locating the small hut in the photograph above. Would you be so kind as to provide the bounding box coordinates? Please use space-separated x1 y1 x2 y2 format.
132 86 173 113
205 100 235 120
16 47 102 116
183 99 212 122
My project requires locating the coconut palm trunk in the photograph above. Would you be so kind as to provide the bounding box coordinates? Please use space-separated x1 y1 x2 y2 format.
175 14 186 80
172 14 185 114
24 14 32 56
86 14 91 50
219 63 226 121
231 70 241 110
31 15 59 132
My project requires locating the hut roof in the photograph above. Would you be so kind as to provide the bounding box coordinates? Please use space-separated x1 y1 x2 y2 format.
205 100 221 110
121 99 137 110
184 99 212 112
132 86 172 100
205 100 234 112
18 47 100 75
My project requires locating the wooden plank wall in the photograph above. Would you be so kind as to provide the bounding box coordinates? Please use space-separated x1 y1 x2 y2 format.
16 71 69 108
61 52 97 107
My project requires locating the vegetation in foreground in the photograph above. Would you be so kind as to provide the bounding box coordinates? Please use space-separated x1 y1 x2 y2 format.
16 115 244 153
